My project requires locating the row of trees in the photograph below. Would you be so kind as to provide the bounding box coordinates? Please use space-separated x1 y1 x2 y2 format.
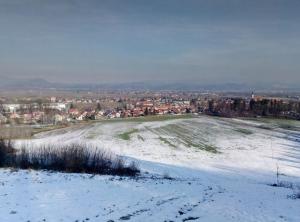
205 98 300 119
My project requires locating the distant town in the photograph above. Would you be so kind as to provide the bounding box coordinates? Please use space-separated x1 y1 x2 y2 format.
0 90 299 129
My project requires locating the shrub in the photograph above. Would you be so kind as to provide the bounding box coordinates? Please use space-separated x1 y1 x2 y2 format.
288 191 300 200
0 141 140 177
293 192 300 199
0 139 16 167
162 172 173 180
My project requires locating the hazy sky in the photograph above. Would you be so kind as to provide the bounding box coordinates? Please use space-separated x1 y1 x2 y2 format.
0 0 300 84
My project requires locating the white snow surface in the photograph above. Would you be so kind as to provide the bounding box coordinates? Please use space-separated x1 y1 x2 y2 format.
1 116 300 222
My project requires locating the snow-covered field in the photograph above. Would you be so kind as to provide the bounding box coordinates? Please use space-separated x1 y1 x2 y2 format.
1 115 300 221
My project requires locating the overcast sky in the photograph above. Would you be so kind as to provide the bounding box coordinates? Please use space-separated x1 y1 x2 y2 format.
0 0 299 85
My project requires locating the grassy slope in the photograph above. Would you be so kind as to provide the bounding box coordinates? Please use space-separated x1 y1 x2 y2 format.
118 129 139 140
96 114 195 123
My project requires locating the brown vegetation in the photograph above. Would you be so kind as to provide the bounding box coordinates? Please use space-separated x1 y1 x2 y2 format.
0 140 140 176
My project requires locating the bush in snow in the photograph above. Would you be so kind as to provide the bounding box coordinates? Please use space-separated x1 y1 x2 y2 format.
0 139 16 167
0 141 140 176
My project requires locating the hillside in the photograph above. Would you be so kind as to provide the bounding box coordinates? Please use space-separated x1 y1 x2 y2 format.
1 116 300 221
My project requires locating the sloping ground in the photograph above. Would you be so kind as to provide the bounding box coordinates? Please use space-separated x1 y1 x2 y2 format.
1 116 300 221
0 166 299 222
30 116 300 179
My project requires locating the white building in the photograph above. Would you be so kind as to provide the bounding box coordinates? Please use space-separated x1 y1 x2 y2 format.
2 104 21 113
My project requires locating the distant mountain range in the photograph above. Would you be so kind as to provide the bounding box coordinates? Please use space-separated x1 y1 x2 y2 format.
0 77 299 92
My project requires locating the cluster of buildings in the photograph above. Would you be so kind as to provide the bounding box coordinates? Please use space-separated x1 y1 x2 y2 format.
0 102 68 125
0 91 299 126
0 95 195 125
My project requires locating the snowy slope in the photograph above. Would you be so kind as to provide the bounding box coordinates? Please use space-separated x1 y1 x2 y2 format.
1 116 300 221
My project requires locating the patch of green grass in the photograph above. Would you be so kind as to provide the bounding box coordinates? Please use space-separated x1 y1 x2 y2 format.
184 141 219 153
95 114 194 123
242 117 300 131
202 144 219 153
159 137 176 148
257 125 273 130
185 141 218 153
277 123 300 131
153 123 219 153
234 128 253 135
117 129 139 140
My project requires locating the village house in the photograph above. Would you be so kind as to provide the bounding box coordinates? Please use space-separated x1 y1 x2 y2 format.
69 108 80 116
2 104 21 113
50 97 57 102
32 111 45 120
76 111 88 121
54 114 65 123
42 103 67 111
10 113 21 120
23 113 33 124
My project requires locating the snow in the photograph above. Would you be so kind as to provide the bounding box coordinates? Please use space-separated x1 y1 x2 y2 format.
1 116 300 221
